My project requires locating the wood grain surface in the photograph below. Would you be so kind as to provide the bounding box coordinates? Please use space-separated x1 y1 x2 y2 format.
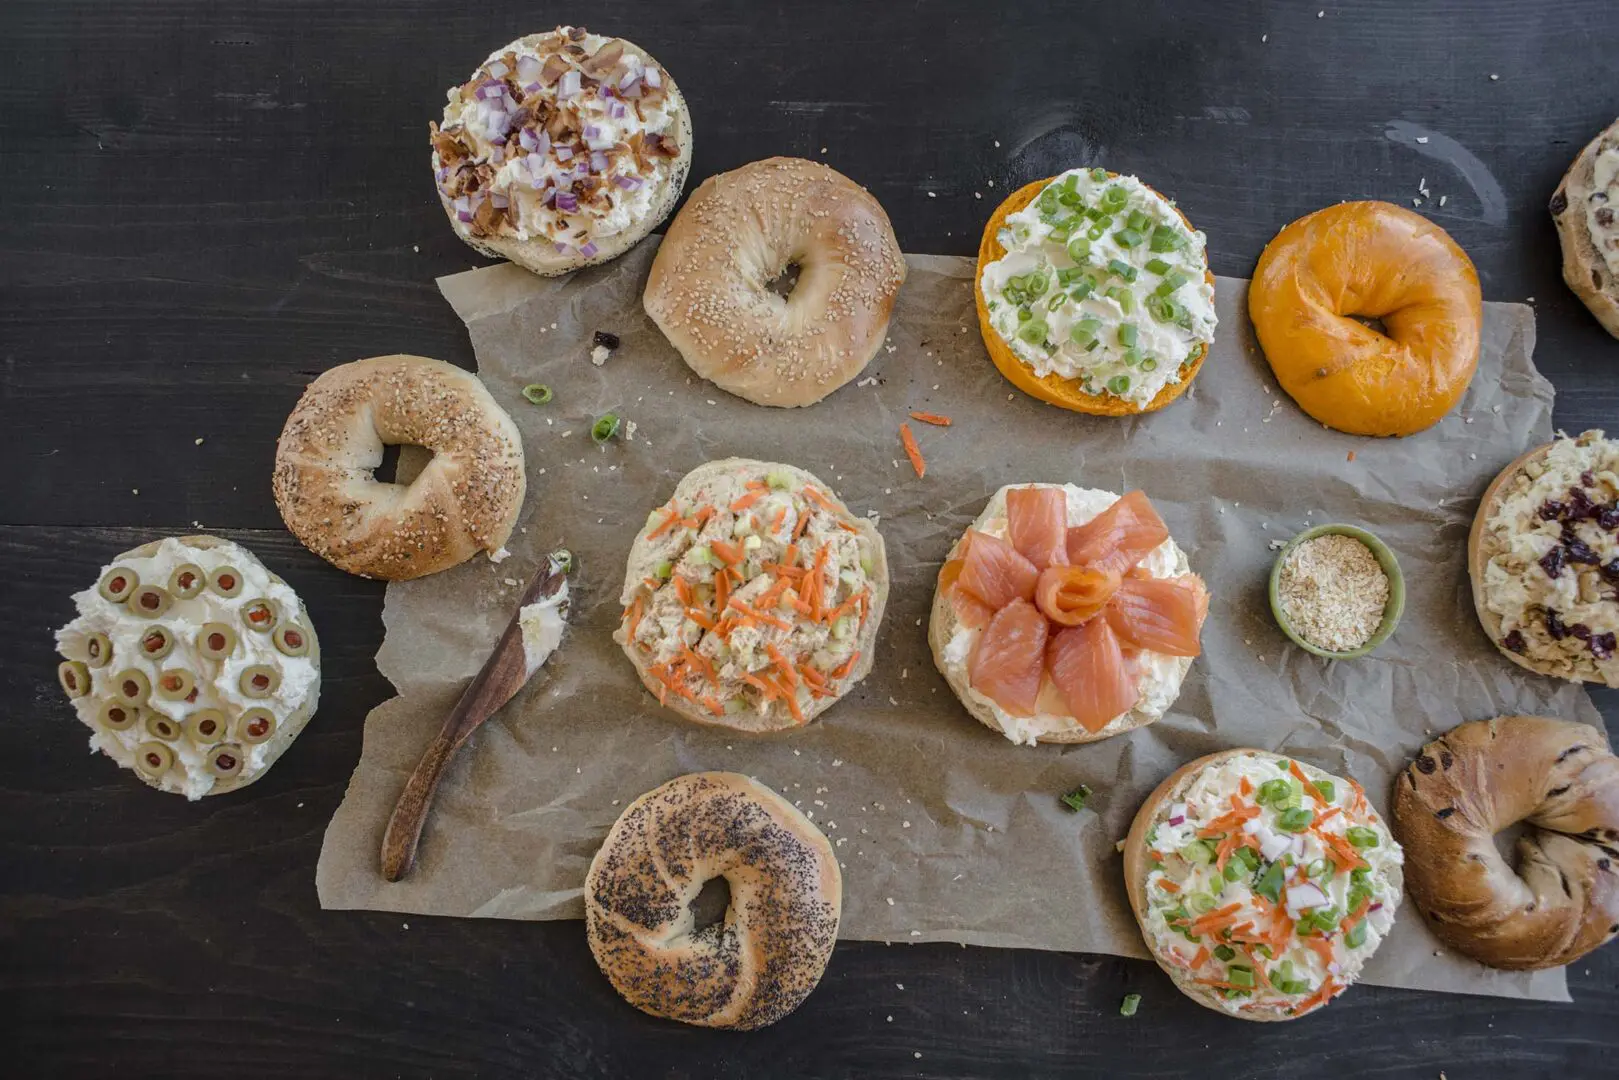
3 0 1618 1076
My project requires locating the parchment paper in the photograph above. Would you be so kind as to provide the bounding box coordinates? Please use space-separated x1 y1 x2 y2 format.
318 238 1603 1003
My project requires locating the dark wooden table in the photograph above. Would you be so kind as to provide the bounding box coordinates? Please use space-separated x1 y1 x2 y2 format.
5 2 1618 1076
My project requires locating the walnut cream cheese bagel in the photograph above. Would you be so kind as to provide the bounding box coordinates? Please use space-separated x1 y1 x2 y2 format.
53 536 321 799
975 169 1217 415
1250 201 1482 437
615 459 889 732
585 772 841 1029
1549 117 1619 338
929 484 1208 745
1124 750 1404 1021
1469 431 1619 685
273 356 526 581
642 157 906 408
431 27 691 276
1392 717 1619 970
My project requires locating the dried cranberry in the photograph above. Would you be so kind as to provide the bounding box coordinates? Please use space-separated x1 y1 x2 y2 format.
1604 560 1619 585
1600 505 1619 530
1567 489 1597 519
1566 538 1601 565
1502 630 1528 653
1541 546 1567 579
1546 609 1569 640
1593 633 1617 661
1582 470 1598 488
1540 500 1568 521
1571 623 1594 642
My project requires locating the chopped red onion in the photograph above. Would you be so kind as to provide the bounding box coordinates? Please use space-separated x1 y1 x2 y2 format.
1258 829 1292 862
457 210 473 223
558 70 581 99
1285 882 1329 911
620 78 642 99
613 174 642 190
1368 902 1383 913
610 101 627 119
555 145 574 161
597 82 615 99
536 130 551 157
516 55 541 82
618 69 639 91
523 81 541 94
487 60 509 79
555 192 579 212
555 242 570 253
644 67 662 89
579 241 599 258
590 150 608 172
519 127 538 152
531 173 548 190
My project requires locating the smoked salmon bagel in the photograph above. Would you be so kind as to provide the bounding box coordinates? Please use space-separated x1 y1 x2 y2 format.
928 483 1207 745
1124 749 1404 1021
975 169 1217 416
1249 201 1482 437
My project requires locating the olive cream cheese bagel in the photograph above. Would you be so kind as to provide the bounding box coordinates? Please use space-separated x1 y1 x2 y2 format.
615 459 888 732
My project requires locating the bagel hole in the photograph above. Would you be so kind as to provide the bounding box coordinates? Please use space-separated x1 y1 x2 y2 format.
375 444 434 487
1349 314 1390 338
765 261 802 301
688 875 732 933
1493 818 1529 864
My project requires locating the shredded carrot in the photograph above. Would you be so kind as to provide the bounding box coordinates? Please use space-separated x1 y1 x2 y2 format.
1158 879 1182 894
1341 897 1371 933
1348 778 1369 813
727 597 792 631
1162 949 1196 970
714 568 731 611
681 646 717 685
674 576 694 606
691 506 714 526
1290 761 1329 805
1313 807 1342 828
1291 978 1339 1015
709 539 742 566
1198 804 1261 836
647 508 681 538
767 645 800 690
1189 903 1244 935
782 543 800 567
801 485 840 512
702 695 726 717
899 422 926 478
1242 947 1272 988
730 489 768 512
1304 935 1337 970
771 506 788 534
806 546 829 621
826 589 868 627
908 410 952 427
685 608 717 631
1322 832 1369 872
625 596 645 640
1192 978 1251 991
741 672 780 698
745 478 767 490
1240 776 1253 797
1190 945 1210 969
830 651 861 680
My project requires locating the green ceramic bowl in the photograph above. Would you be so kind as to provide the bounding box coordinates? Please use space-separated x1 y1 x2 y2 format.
1268 524 1405 660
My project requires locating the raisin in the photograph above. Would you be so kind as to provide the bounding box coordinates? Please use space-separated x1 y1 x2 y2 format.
1601 507 1619 531
1502 629 1528 653
1546 609 1569 640
1540 499 1567 521
1599 207 1616 228
1550 190 1569 215
1540 546 1566 579
1416 755 1438 774
1593 633 1617 661
1571 623 1593 642
1566 538 1601 565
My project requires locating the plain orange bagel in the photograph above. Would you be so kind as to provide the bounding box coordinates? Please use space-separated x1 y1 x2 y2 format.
974 175 1213 416
1249 200 1482 437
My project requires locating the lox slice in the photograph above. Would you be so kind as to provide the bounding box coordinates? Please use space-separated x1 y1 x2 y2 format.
968 597 1049 716
955 530 1040 611
1065 490 1169 578
1005 485 1069 568
1107 574 1208 657
1046 617 1141 733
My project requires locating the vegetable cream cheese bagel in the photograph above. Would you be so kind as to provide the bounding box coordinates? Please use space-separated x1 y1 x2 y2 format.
1549 116 1619 339
585 772 841 1029
1393 716 1619 970
615 458 888 732
929 484 1207 745
975 168 1217 415
273 355 526 581
53 535 321 799
1124 750 1403 1021
431 26 691 276
643 157 906 407
1469 430 1619 686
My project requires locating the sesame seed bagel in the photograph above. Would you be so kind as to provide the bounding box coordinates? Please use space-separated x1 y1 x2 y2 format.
585 772 841 1029
643 157 906 408
272 355 526 580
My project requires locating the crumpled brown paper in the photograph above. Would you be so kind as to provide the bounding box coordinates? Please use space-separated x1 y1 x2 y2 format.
317 238 1601 1003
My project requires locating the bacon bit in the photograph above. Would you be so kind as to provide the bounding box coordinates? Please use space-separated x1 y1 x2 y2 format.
709 539 743 566
1158 879 1182 894
730 489 768 512
686 608 717 631
1190 945 1210 969
647 508 681 538
908 410 952 427
830 650 861 680
702 695 726 717
1290 761 1329 805
801 485 840 512
899 422 926 478
1240 776 1253 797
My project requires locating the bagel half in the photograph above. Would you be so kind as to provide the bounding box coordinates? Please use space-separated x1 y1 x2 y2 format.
1550 117 1619 339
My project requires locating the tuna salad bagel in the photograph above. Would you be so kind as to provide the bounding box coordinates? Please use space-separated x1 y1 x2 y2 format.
975 169 1217 416
929 484 1207 745
1549 116 1619 339
1124 750 1404 1021
430 26 691 276
1469 430 1619 686
615 459 889 732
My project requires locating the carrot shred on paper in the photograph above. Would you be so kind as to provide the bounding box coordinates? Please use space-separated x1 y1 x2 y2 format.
900 422 926 478
909 410 952 427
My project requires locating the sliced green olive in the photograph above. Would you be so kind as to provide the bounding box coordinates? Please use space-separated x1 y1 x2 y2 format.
197 622 237 660
97 566 139 603
110 668 151 706
58 660 92 699
84 631 113 668
138 625 174 661
168 563 206 599
272 624 310 657
154 668 196 702
133 741 174 778
236 707 277 744
184 708 227 744
209 566 243 598
97 700 139 732
129 585 174 618
143 710 181 741
206 744 246 778
238 665 280 699
240 598 280 632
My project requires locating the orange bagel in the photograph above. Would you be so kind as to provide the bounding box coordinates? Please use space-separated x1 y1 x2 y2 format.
974 176 1213 416
1249 201 1482 437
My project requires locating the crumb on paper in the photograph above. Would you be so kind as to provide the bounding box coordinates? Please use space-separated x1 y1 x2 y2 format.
590 345 611 365
1417 135 1429 144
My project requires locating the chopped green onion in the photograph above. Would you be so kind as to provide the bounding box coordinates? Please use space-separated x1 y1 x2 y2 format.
1140 357 1159 372
1179 839 1217 865
1119 993 1142 1017
521 383 553 405
1188 892 1219 915
766 469 794 490
689 545 714 566
1067 236 1092 262
1090 167 1108 182
1213 944 1237 962
1070 275 1096 300
1087 224 1105 241
1106 258 1138 283
1106 374 1131 396
1254 860 1286 903
1315 779 1337 803
1145 257 1172 276
1277 807 1315 832
1049 223 1073 242
1114 227 1144 248
1017 319 1049 346
1256 778 1291 806
1056 266 1081 286
1100 186 1129 213
1060 784 1093 812
1307 858 1334 879
1156 269 1190 296
591 413 622 444
552 549 574 573
653 560 673 579
1346 826 1381 849
1345 920 1369 949
1121 348 1143 368
1126 209 1150 232
1117 323 1138 348
1233 846 1261 872
1222 861 1244 882
1149 227 1186 253
1227 966 1256 989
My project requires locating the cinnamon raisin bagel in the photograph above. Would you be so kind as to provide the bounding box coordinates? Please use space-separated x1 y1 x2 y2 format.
1392 716 1619 970
585 772 841 1029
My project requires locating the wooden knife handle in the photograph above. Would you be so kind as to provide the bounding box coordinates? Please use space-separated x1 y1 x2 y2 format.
379 726 459 882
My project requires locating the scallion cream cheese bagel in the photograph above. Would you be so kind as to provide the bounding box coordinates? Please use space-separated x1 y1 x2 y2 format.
1124 750 1403 1021
643 157 906 407
616 458 888 732
272 355 526 581
1392 716 1619 970
431 26 692 276
975 169 1217 415
53 535 321 799
929 483 1206 745
1549 116 1619 339
585 771 841 1029
1250 200 1482 437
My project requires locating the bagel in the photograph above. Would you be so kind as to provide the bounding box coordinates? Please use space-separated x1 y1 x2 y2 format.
1549 116 1619 339
272 355 526 581
929 483 1204 745
615 458 888 732
974 170 1216 416
585 772 841 1029
1249 200 1482 437
52 535 321 799
431 27 692 277
642 157 906 408
1392 716 1619 970
1124 749 1404 1021
1468 430 1619 686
